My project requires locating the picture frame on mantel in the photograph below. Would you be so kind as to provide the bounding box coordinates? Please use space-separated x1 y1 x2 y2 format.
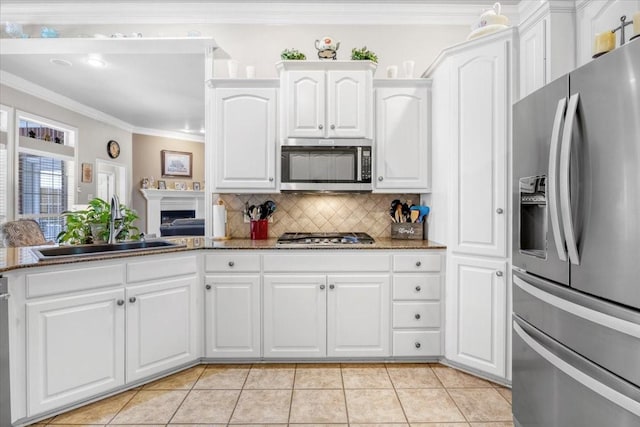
161 150 192 178
157 180 166 190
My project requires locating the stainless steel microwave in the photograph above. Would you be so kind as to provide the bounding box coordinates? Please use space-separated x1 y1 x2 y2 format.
280 139 372 192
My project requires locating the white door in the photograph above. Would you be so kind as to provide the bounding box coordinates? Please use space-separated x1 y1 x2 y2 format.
519 17 547 99
26 289 125 415
126 276 198 382
450 40 508 257
214 88 277 191
374 84 429 191
263 274 326 358
327 70 370 138
205 275 261 358
327 274 390 357
284 70 325 138
446 255 507 378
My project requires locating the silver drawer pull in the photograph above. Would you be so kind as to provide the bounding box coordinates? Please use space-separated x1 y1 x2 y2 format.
205 284 212 290
329 284 335 290
318 124 324 130
414 313 421 320
116 299 125 306
496 208 504 214
415 285 421 292
320 284 325 290
416 261 422 267
228 261 235 267
415 342 421 349
496 271 503 277
129 297 137 303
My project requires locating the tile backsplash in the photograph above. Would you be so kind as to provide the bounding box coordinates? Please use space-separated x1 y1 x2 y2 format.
219 193 420 238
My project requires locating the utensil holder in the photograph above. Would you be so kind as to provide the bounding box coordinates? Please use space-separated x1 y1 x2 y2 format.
391 222 423 240
250 219 268 240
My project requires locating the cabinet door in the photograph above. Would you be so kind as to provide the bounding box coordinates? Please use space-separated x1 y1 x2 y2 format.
520 17 547 98
26 289 125 415
327 274 390 357
126 276 198 382
446 256 507 378
450 40 508 257
205 275 260 358
327 70 371 138
284 70 325 138
374 85 429 191
263 274 326 358
214 88 277 191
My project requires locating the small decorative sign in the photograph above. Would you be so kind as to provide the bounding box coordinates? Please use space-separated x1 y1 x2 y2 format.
81 163 93 183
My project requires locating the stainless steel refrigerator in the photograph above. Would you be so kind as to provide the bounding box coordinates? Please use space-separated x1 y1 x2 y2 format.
512 40 640 426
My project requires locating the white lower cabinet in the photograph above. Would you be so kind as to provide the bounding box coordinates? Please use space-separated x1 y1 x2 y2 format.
446 255 507 377
26 288 125 415
125 276 199 382
204 275 261 358
263 273 390 358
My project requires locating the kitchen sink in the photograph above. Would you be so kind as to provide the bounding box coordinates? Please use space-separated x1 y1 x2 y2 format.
32 240 185 260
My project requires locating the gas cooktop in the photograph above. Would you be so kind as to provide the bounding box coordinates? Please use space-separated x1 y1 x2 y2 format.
276 232 375 245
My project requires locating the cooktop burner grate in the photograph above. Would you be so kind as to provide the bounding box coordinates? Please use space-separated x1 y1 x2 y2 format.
276 232 375 245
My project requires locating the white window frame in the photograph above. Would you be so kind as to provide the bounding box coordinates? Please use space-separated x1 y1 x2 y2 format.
0 104 15 225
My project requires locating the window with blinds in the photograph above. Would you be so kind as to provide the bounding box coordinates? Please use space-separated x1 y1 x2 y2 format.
0 107 8 228
16 111 77 242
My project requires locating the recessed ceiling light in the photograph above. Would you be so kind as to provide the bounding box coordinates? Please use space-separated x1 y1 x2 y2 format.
86 56 106 68
50 58 72 67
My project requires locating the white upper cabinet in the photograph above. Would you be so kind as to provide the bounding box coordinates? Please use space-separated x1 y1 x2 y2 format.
209 82 278 192
278 61 375 139
374 80 431 192
576 0 640 67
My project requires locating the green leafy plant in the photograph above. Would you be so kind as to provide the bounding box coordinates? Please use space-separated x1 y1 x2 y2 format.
351 46 378 63
56 198 140 245
281 48 306 60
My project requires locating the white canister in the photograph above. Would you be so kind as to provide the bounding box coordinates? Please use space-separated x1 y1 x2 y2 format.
386 65 398 78
212 204 227 238
227 59 239 78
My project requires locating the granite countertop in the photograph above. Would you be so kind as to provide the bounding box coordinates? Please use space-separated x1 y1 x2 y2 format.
0 237 446 273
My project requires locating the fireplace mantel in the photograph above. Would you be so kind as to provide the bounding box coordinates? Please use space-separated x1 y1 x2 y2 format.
140 189 205 237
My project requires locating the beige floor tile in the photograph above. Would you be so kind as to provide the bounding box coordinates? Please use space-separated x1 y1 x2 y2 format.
344 389 406 423
170 389 240 424
341 365 392 389
169 425 226 427
289 424 347 427
229 389 292 424
107 425 166 427
46 425 105 427
386 364 443 389
50 390 136 425
411 424 469 427
396 389 466 423
289 389 347 423
244 365 295 389
496 387 512 404
294 366 343 389
109 390 188 425
143 365 205 390
448 388 513 422
431 366 491 388
350 424 409 427
470 423 514 427
194 365 250 389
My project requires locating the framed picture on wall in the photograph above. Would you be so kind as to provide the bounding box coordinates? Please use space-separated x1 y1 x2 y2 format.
81 163 93 183
157 180 167 190
193 182 201 191
161 150 192 178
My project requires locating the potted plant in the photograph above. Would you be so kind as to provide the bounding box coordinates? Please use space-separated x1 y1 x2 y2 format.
351 46 378 63
57 197 140 245
281 48 306 60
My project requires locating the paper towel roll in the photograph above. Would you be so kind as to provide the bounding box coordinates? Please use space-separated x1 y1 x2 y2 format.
212 205 226 238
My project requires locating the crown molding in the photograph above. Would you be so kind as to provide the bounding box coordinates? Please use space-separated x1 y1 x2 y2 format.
0 1 521 26
132 127 205 143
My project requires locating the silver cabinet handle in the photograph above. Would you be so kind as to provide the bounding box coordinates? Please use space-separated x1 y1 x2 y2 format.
205 284 212 290
269 177 274 182
496 208 504 214
330 124 335 130
496 271 503 277
228 261 234 267
329 284 335 290
378 176 383 181
318 124 324 130
0 293 10 301
415 342 421 349
415 261 422 267
414 313 421 320
415 285 421 292
320 284 325 290
129 297 137 303
116 299 125 306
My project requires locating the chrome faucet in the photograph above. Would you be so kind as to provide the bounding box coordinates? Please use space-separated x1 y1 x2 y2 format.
108 195 124 244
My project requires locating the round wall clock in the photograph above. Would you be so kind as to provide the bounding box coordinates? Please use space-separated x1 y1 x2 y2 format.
107 139 120 159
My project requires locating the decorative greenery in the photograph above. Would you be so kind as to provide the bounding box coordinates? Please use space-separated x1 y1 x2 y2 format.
56 197 140 245
351 46 378 63
281 48 306 60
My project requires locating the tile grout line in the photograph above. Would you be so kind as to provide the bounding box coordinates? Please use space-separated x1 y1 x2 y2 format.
226 363 252 425
340 363 351 425
164 365 207 426
287 364 297 425
385 363 410 425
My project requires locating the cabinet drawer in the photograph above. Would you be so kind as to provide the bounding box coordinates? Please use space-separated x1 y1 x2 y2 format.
393 302 440 328
127 255 197 283
393 275 440 300
263 253 390 272
205 253 260 272
26 264 124 298
393 254 441 272
393 330 441 356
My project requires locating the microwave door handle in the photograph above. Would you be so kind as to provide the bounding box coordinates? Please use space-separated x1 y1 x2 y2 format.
549 97 568 262
357 147 362 182
559 93 580 265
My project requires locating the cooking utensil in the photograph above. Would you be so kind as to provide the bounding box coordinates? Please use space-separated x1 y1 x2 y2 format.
395 204 403 223
410 210 420 223
390 199 401 223
263 200 276 218
401 203 411 222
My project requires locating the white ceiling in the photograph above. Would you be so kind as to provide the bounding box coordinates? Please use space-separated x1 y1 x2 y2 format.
0 1 524 140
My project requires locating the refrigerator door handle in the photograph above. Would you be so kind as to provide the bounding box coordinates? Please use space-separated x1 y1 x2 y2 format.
559 93 581 265
548 97 568 262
